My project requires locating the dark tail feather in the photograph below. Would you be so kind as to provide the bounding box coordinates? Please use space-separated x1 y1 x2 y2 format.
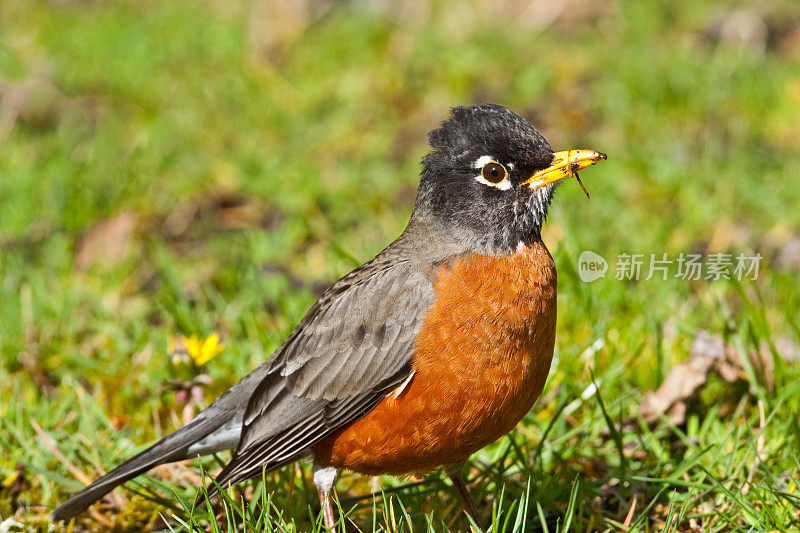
51 416 221 521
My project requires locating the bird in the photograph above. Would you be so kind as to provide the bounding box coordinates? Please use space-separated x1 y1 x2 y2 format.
51 104 606 528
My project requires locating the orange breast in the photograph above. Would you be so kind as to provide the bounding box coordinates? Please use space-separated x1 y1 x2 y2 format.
311 242 557 475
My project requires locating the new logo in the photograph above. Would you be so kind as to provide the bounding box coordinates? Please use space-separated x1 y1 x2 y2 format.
578 250 607 282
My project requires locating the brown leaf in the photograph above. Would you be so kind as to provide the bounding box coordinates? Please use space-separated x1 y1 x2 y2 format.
161 190 281 241
213 192 272 229
775 235 800 272
0 73 66 140
75 212 139 271
775 335 800 362
640 349 716 425
641 329 785 424
640 330 747 424
713 9 769 56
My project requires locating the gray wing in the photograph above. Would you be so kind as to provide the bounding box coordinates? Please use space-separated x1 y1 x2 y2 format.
212 250 435 489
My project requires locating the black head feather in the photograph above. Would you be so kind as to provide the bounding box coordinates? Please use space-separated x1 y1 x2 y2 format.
411 104 558 255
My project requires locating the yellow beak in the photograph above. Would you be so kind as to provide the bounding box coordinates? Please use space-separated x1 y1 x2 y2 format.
520 149 607 190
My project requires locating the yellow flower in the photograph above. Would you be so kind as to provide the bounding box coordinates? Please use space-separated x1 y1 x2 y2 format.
184 333 224 366
2 471 20 488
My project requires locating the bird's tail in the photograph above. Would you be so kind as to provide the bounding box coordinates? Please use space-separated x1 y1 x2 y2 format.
51 413 237 521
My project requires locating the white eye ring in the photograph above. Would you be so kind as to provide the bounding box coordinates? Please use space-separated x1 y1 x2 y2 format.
473 155 511 190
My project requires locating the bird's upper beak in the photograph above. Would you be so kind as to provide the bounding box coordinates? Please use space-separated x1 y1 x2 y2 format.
520 149 607 190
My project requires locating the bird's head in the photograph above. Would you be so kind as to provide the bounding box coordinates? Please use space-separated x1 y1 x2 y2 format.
412 104 606 255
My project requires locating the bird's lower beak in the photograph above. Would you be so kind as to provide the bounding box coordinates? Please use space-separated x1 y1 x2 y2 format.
520 149 607 190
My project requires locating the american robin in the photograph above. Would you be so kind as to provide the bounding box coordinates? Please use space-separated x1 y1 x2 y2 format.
52 104 606 528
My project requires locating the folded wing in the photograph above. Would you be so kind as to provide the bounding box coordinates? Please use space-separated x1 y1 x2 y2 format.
213 251 434 489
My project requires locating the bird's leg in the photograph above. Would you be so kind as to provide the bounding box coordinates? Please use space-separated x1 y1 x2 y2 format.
317 486 336 530
445 463 483 529
313 463 338 530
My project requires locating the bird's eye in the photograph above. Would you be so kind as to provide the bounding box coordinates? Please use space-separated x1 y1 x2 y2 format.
482 162 507 184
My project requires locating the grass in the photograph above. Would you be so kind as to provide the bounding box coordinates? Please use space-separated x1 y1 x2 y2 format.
2 0 800 530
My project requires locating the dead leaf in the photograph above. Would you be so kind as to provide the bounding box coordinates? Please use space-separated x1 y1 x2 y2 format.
641 350 717 425
0 72 65 140
775 235 800 272
775 335 800 362
711 9 769 56
161 190 281 241
75 212 139 271
640 330 747 424
641 329 785 424
213 192 273 229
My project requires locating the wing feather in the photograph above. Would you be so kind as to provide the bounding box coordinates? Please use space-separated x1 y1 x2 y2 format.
214 249 434 488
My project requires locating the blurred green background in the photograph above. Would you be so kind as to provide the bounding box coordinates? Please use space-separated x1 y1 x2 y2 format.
2 0 800 531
